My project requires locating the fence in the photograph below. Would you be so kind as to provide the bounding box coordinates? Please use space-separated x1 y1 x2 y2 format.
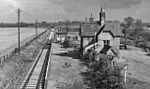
0 30 48 66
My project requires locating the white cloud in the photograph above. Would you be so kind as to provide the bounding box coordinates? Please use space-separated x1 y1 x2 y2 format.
0 0 149 22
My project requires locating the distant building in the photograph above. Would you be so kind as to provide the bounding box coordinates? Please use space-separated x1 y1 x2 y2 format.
55 27 67 43
85 17 88 22
142 26 150 31
89 14 94 22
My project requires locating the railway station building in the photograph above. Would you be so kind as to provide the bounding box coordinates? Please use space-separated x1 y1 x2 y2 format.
80 8 123 57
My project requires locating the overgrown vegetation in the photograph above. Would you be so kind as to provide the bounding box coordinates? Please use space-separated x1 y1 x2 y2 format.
63 36 79 48
121 16 150 49
2 31 49 89
83 53 124 89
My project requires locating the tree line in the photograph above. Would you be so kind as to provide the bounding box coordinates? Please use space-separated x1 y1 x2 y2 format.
121 17 150 49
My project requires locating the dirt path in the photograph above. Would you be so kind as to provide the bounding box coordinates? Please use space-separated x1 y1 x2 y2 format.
120 46 150 84
47 43 87 89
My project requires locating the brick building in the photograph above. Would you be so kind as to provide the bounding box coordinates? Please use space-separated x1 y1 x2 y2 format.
80 8 123 56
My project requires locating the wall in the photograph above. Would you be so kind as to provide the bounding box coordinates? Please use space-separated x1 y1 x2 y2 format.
98 32 120 50
112 37 120 50
98 32 113 47
83 38 93 47
98 32 113 40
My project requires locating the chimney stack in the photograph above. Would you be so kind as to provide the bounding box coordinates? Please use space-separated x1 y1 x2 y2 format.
89 13 94 22
99 7 105 26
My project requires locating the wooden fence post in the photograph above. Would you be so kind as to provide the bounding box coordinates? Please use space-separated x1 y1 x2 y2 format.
0 58 1 66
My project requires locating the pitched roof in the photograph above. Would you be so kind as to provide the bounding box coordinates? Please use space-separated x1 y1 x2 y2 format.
80 22 99 37
100 45 111 54
80 21 123 37
103 21 123 37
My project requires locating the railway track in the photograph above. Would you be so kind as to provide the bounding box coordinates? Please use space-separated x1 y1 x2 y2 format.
20 38 52 89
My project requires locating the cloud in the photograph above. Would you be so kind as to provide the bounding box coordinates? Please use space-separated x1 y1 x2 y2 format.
50 0 142 10
48 0 142 21
0 0 146 22
102 0 142 8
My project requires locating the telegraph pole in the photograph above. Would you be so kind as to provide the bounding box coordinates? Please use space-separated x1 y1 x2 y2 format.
17 8 21 55
125 28 127 49
35 19 38 39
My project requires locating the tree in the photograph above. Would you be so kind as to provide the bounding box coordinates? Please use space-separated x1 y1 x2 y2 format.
65 19 70 32
121 17 134 48
141 32 150 41
124 17 134 28
135 19 142 26
134 19 143 44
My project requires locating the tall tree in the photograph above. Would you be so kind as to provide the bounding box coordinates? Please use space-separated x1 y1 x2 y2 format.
135 19 142 26
124 17 134 28
122 17 134 48
134 19 143 42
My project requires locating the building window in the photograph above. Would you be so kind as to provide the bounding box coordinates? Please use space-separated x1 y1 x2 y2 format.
103 40 110 46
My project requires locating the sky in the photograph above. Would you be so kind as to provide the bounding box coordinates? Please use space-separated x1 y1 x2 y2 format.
0 0 150 23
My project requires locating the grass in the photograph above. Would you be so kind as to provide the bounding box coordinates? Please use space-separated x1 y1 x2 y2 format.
124 77 150 89
0 31 49 89
48 43 88 89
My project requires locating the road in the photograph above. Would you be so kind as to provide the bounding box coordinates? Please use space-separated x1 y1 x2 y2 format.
120 46 150 84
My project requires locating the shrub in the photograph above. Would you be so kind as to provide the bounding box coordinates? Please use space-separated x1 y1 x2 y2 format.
87 54 124 89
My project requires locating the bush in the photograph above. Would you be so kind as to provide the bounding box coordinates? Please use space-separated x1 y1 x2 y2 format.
87 54 124 89
57 80 83 89
63 39 70 48
63 37 78 48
